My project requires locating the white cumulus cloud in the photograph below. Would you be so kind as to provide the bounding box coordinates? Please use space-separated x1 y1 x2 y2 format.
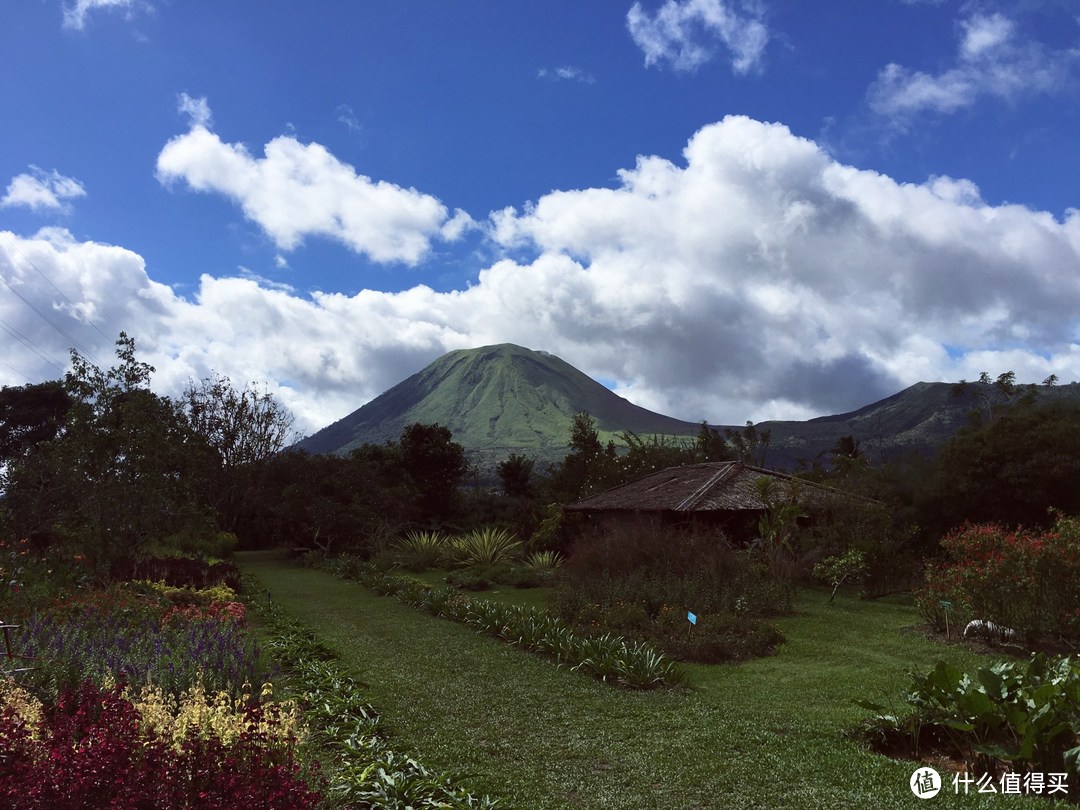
2 168 86 213
626 0 770 73
156 97 467 265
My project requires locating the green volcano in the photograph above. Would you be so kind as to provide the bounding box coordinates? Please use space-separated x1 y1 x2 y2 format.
295 344 700 467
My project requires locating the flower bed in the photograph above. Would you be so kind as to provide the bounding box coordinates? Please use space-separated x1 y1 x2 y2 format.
0 565 325 808
15 587 264 699
0 678 321 809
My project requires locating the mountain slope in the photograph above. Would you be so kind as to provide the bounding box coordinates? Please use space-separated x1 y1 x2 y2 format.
295 344 700 464
758 381 1080 468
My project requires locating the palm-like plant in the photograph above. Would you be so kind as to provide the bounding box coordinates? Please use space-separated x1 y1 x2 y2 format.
447 527 521 568
523 550 563 570
392 530 451 570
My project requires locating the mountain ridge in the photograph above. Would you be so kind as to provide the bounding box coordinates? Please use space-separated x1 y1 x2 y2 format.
295 344 1080 469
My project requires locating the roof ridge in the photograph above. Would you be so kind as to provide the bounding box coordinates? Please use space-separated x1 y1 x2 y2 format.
674 461 740 511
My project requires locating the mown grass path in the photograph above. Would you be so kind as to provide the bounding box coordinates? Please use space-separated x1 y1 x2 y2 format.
240 556 1044 809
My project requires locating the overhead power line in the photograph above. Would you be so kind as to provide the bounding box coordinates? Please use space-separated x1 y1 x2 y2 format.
0 317 67 374
0 231 104 368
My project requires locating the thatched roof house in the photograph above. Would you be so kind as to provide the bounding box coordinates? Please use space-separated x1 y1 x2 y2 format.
566 461 851 540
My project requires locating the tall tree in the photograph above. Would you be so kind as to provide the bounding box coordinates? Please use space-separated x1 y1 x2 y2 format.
180 372 299 532
929 398 1080 532
181 373 299 467
497 453 535 499
696 422 730 462
399 422 468 525
4 334 213 566
546 412 618 503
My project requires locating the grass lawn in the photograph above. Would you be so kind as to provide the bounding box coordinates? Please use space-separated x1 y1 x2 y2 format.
240 555 1046 809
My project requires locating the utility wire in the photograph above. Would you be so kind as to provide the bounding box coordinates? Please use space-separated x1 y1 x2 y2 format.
0 317 67 374
0 241 103 367
0 227 112 344
0 357 35 384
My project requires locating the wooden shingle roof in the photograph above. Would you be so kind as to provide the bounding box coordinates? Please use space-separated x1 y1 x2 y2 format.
566 461 845 513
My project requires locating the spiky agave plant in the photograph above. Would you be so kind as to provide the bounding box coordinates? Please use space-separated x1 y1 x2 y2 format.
523 550 563 570
392 530 451 571
448 527 522 568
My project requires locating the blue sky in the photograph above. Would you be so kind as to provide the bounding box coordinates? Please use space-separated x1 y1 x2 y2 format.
2 0 1080 434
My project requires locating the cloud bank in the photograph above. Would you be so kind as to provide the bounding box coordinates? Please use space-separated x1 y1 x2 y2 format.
5 116 1080 435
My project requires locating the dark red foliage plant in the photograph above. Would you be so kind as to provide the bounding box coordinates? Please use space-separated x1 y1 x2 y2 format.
0 680 323 809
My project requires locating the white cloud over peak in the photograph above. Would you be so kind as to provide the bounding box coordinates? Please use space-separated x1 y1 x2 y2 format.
626 0 769 74
869 12 1076 118
1 168 86 213
6 116 1080 435
155 98 467 265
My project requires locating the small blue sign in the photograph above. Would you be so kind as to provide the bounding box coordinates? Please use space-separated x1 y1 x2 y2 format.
688 611 697 625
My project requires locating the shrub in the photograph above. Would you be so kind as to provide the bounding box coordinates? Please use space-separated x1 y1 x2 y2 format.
916 516 1080 644
551 526 789 662
110 557 242 592
445 569 494 591
654 609 785 663
501 567 549 589
860 655 1080 795
813 549 868 603
523 550 563 570
0 538 92 619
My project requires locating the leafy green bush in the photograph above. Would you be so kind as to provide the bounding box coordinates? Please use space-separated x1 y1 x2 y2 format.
654 607 785 663
442 562 548 592
860 654 1080 794
813 548 868 603
109 556 242 592
445 569 494 591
